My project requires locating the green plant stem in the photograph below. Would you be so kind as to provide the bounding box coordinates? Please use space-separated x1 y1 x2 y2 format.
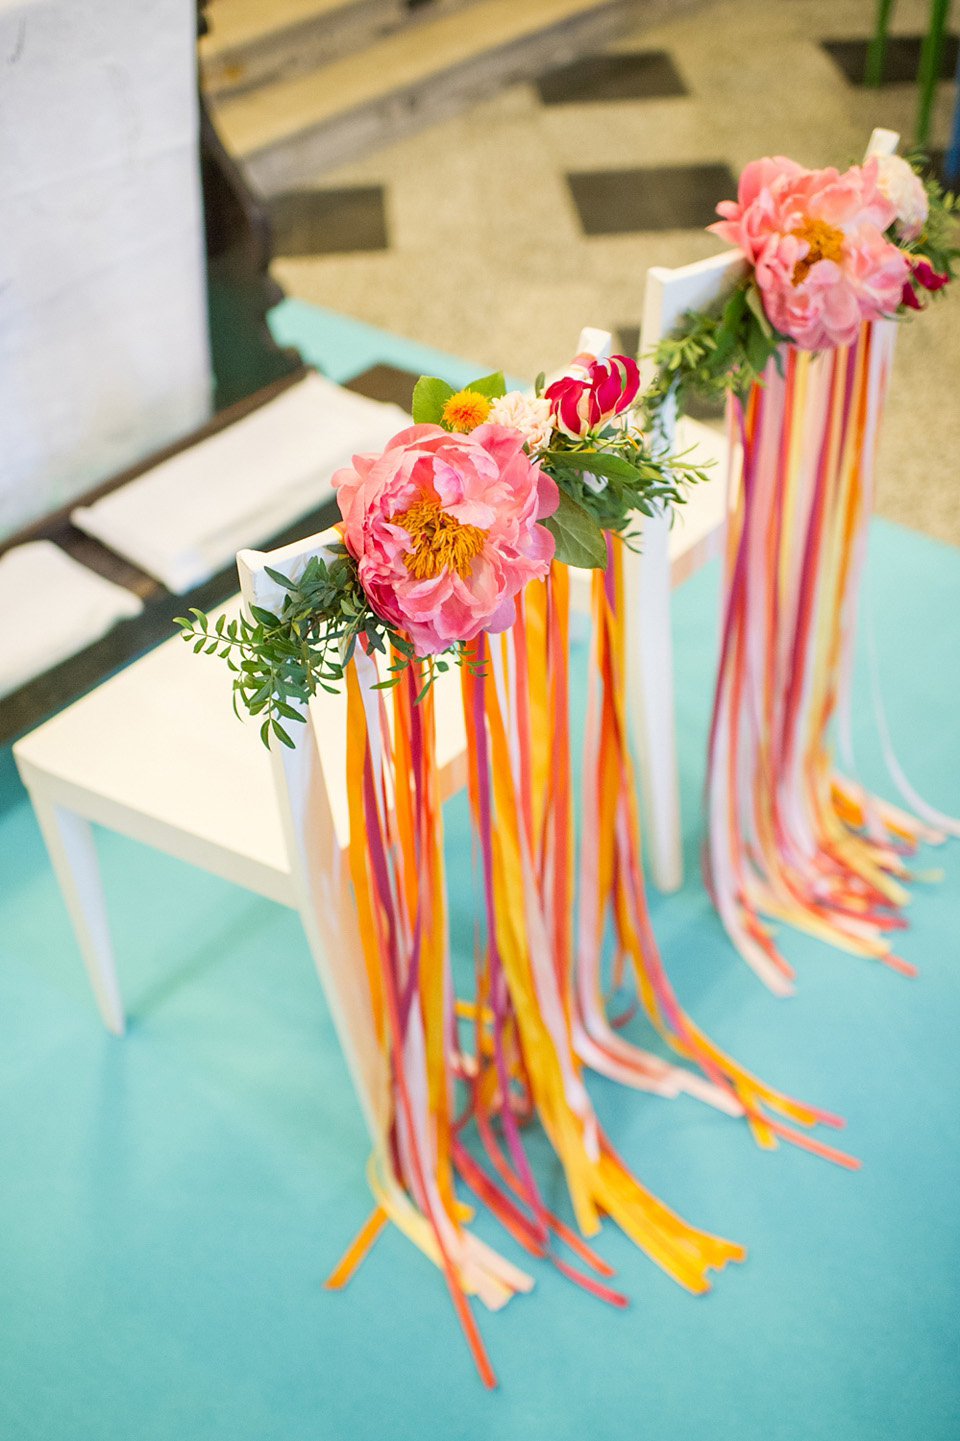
915 0 951 147
865 0 895 87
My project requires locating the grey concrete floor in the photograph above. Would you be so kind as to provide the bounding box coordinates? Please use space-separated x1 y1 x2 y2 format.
270 0 960 545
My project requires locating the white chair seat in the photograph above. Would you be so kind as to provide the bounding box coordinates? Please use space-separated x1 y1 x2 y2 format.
15 599 293 907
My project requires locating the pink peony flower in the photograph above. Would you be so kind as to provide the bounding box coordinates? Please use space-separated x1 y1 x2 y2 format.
333 423 558 655
544 354 641 439
710 157 909 349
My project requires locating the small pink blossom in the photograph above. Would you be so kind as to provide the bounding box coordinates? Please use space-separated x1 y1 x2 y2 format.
901 255 950 309
486 391 554 452
710 157 909 349
333 424 558 655
544 354 641 439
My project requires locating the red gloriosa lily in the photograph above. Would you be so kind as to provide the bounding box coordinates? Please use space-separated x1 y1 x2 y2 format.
902 256 950 309
544 355 641 440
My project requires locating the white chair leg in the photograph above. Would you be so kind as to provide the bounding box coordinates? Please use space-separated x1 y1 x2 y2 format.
624 509 683 893
28 794 126 1035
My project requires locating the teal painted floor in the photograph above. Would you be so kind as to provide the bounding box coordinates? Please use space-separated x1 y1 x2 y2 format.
269 297 526 392
1 310 959 1439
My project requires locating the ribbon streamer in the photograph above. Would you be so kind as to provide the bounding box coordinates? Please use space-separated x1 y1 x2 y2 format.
327 427 883 1381
336 635 742 1389
704 322 945 993
570 538 855 1164
461 612 745 1296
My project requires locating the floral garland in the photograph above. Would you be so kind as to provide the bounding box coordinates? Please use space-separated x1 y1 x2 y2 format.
177 357 708 741
640 152 959 425
638 146 958 990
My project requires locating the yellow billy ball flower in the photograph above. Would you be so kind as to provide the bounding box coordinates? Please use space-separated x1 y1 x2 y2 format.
441 389 491 433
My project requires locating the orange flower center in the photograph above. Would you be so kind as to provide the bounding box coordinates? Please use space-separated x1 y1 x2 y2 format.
441 390 491 432
790 216 846 286
391 494 486 580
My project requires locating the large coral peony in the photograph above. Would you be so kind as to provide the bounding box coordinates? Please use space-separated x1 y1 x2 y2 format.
334 423 558 655
710 157 909 349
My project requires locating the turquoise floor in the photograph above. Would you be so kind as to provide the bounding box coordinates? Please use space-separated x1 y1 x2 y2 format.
1 309 959 1439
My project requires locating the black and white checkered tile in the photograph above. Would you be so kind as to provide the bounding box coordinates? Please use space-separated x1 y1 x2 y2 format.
266 31 959 265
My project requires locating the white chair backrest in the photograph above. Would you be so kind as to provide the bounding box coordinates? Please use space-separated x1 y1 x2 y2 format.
639 250 747 456
574 326 613 362
238 528 389 1141
237 523 469 1143
626 258 748 895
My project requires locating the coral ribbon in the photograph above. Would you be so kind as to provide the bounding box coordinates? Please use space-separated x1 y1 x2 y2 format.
574 538 857 1166
704 323 944 990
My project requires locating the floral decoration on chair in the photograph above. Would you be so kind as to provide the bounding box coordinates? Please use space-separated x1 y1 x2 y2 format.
637 144 959 992
641 150 959 423
178 356 706 743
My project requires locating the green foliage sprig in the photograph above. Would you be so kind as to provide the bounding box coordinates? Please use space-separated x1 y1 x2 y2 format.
902 156 960 283
176 546 479 748
640 278 792 435
537 427 710 566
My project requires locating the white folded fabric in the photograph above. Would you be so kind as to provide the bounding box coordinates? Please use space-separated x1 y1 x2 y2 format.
0 541 143 699
71 371 410 594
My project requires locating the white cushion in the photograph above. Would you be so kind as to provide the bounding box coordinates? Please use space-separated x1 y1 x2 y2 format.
0 541 143 699
72 371 409 594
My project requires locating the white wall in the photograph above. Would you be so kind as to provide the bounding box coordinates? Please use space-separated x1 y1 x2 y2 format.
0 0 212 540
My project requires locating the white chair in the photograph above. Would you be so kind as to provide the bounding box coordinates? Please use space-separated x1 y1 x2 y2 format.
12 323 734 1032
12 527 466 1055
628 126 900 894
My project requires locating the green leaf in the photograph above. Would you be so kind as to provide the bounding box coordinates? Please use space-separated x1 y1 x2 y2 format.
263 566 299 592
411 375 454 424
746 322 773 377
271 720 296 749
274 701 305 721
722 285 748 330
250 605 281 627
465 371 506 400
543 450 639 484
711 324 737 366
540 489 609 569
744 282 774 342
534 371 546 398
